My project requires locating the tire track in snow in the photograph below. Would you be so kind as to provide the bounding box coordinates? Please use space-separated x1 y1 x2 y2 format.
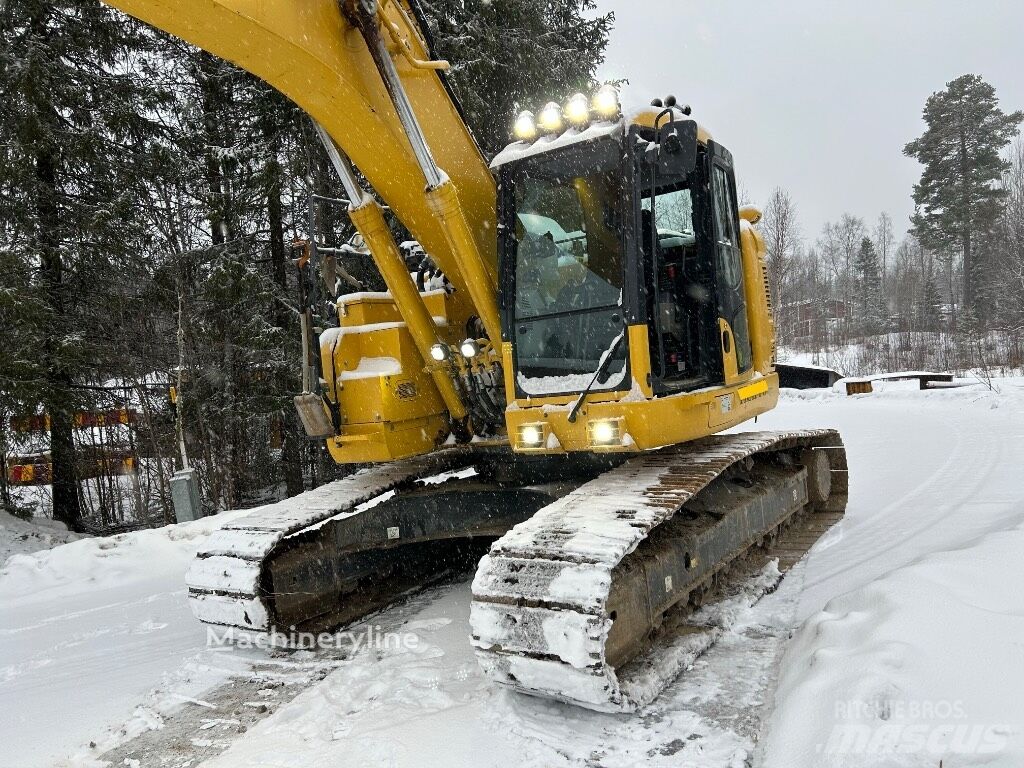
805 417 1010 595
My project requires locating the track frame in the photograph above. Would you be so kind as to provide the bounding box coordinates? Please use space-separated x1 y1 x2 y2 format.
470 430 848 711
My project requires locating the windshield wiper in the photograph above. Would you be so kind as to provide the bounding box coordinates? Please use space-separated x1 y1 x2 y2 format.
567 331 625 424
516 302 622 323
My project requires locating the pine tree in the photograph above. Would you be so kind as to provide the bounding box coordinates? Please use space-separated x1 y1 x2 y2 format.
854 237 884 336
903 74 1023 325
874 212 894 298
0 0 166 528
0 246 49 514
140 38 340 506
998 139 1024 327
417 0 614 154
919 273 942 330
255 85 308 498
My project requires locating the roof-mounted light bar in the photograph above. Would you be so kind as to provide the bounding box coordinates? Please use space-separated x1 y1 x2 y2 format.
509 85 621 143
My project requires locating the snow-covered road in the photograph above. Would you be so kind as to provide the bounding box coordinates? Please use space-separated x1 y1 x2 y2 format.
759 380 1024 766
759 381 1024 622
3 379 1024 767
0 511 254 768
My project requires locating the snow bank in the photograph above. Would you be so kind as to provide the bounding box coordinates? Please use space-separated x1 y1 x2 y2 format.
0 511 83 566
763 525 1024 766
0 509 248 603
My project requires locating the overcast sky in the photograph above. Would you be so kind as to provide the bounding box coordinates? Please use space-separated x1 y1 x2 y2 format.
591 0 1024 241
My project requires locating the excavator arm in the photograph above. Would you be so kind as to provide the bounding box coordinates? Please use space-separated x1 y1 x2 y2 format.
101 0 494 286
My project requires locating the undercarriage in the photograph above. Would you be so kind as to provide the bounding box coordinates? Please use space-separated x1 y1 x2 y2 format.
186 429 846 709
186 448 619 635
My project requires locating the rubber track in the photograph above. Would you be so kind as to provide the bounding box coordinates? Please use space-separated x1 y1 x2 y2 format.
470 429 847 712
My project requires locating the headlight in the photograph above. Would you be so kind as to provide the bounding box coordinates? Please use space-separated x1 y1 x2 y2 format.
512 110 537 142
564 93 590 128
537 102 564 134
517 423 546 449
429 343 449 362
591 85 621 120
460 338 480 358
588 418 622 447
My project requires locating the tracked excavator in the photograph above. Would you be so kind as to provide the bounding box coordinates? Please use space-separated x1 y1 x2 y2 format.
102 0 848 711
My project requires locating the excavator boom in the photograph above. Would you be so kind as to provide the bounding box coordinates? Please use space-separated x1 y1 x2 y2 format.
106 0 499 338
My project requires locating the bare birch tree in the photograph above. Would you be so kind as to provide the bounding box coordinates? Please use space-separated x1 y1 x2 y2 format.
760 187 801 315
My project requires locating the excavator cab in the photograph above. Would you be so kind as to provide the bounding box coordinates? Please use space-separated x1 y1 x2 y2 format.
494 104 777 453
501 137 629 395
641 132 756 393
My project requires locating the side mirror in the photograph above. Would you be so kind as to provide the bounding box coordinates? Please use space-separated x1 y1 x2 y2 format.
650 118 698 176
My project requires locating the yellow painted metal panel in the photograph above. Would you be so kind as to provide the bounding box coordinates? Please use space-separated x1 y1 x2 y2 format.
719 317 741 384
739 220 776 374
626 324 653 398
505 373 779 454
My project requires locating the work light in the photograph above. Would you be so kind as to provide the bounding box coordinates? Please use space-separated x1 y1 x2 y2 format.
537 102 564 134
460 338 480 359
512 110 537 142
588 418 622 447
564 93 590 128
517 423 546 450
591 85 621 120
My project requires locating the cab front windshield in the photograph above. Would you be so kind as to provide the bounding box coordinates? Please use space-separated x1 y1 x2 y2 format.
511 140 627 395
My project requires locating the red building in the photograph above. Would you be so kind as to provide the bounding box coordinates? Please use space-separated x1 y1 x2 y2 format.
783 298 850 342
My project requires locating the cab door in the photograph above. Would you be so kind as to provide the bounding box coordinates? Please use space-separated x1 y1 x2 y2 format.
707 141 752 384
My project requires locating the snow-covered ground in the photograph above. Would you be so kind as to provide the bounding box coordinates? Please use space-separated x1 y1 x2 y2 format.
3 379 1024 767
756 381 1024 766
0 510 255 768
0 511 83 563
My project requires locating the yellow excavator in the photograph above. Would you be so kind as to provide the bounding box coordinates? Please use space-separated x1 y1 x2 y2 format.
103 0 848 711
